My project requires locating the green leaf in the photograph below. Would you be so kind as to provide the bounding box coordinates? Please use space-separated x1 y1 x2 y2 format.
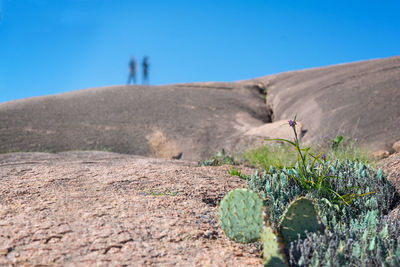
266 138 297 147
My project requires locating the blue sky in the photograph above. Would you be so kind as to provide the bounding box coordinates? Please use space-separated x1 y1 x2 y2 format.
0 0 399 103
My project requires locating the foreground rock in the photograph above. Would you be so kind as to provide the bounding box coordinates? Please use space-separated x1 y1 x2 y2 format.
381 152 400 193
372 150 390 160
393 141 400 153
381 152 400 219
0 152 262 266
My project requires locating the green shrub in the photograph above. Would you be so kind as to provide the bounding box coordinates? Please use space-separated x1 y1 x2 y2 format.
312 135 375 166
243 134 376 171
290 212 400 266
227 166 249 180
245 160 398 266
218 117 399 266
243 143 297 170
198 148 237 166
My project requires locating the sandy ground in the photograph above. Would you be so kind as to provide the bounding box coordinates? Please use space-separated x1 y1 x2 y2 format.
0 151 263 266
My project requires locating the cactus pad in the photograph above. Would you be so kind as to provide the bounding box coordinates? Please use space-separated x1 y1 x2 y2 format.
218 188 264 243
279 197 321 243
261 227 286 265
264 256 287 267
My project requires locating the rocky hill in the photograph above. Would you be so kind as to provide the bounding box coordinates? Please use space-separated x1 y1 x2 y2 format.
1 56 400 161
243 56 400 152
2 56 400 266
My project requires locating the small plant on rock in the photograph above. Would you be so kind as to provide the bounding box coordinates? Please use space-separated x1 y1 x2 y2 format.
266 116 372 205
314 134 374 165
217 116 399 266
198 148 237 166
243 143 297 170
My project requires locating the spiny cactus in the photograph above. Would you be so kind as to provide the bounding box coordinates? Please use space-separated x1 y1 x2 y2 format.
261 227 286 266
246 159 399 266
218 187 324 265
264 256 287 267
247 160 397 228
279 197 323 243
218 188 264 243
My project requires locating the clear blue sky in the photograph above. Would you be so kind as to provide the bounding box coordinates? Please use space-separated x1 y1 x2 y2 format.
0 0 399 103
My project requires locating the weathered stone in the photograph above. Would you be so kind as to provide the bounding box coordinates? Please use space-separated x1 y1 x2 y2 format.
240 56 400 152
0 151 262 266
381 153 400 194
371 150 390 160
393 141 400 153
244 120 303 140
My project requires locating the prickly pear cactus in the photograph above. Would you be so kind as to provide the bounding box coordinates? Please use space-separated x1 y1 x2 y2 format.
218 188 264 243
279 197 322 243
264 256 287 267
261 227 286 266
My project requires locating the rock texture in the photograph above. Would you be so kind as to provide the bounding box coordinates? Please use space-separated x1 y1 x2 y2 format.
371 150 390 160
0 151 262 266
242 56 400 151
381 152 400 193
393 141 400 153
0 83 268 161
244 120 303 140
381 152 400 219
1 56 400 266
2 56 400 160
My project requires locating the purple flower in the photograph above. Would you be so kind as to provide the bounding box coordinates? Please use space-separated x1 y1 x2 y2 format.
321 154 326 161
288 119 296 127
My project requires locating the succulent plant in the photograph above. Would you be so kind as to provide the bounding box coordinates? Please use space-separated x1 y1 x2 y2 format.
279 197 323 243
246 159 399 266
218 188 264 243
261 226 286 266
247 160 397 228
289 212 400 266
198 148 236 166
264 256 287 267
218 187 324 265
234 119 400 265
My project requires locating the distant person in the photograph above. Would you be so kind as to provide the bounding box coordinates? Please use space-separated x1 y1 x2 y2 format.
127 56 137 85
142 56 149 85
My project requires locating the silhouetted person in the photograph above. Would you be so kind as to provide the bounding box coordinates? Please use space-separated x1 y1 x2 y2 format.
127 56 137 84
142 56 149 85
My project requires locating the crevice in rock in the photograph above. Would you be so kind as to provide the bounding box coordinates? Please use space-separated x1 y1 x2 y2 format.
265 102 274 122
2 246 13 257
201 193 225 207
119 238 134 244
249 83 274 123
45 235 62 244
104 244 123 254
201 197 219 207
